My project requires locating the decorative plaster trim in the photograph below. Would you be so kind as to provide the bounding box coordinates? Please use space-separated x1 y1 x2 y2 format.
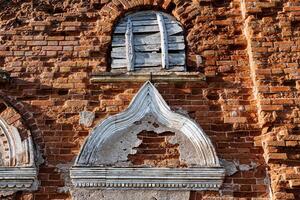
0 118 37 191
70 167 225 191
0 167 37 190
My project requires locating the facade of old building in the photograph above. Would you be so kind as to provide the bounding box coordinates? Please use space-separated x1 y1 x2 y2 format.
0 0 300 199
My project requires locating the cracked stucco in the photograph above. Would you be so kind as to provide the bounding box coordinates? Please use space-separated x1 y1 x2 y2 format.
93 114 200 167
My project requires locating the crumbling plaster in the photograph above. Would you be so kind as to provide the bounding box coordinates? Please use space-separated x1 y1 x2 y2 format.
94 114 200 167
71 189 190 200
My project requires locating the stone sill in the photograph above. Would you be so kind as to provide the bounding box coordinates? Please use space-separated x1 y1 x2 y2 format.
90 72 206 83
0 167 37 190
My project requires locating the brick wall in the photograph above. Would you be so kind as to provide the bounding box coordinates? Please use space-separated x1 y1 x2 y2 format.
0 0 299 199
128 130 183 167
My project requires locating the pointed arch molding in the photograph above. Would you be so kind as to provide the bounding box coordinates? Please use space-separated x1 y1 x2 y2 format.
71 81 225 190
0 117 37 191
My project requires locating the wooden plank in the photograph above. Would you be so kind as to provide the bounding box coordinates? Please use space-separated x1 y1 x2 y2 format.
119 12 156 24
112 43 185 56
134 52 161 67
169 53 185 65
125 18 134 71
118 20 181 28
113 45 160 54
136 43 184 51
111 59 127 68
134 33 161 45
156 12 169 69
112 35 184 47
112 36 126 47
113 52 185 66
125 12 157 21
118 19 159 27
166 23 183 35
114 24 159 34
111 50 126 59
112 52 185 68
113 43 182 53
134 53 184 67
114 23 182 35
168 42 185 50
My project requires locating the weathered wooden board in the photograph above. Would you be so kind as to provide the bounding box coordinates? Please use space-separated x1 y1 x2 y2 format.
123 13 157 21
114 23 182 35
112 34 184 47
112 42 185 54
134 66 185 72
118 19 159 27
111 53 185 68
118 20 181 28
167 23 183 36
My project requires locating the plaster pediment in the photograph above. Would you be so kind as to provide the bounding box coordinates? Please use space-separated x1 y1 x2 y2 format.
71 81 224 190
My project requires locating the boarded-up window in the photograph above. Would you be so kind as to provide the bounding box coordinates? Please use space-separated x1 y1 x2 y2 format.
111 11 185 72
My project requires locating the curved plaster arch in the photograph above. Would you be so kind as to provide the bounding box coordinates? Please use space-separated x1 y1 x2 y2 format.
76 81 219 167
0 111 37 192
0 117 34 167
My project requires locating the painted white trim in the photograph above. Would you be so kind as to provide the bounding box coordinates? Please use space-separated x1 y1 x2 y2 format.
156 12 169 69
72 81 224 190
125 18 134 71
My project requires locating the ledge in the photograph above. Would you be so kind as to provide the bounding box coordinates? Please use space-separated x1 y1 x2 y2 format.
70 167 225 191
90 72 206 83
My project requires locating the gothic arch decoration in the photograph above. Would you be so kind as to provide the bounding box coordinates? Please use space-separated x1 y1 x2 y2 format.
71 81 224 190
0 100 37 193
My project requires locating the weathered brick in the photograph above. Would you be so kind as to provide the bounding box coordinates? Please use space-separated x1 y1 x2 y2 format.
59 41 79 46
0 1 298 200
27 41 47 46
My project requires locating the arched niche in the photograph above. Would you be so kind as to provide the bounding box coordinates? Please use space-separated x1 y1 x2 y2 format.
71 81 224 190
0 101 37 195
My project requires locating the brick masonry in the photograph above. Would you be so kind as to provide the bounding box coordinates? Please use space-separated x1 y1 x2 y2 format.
128 130 184 167
0 0 299 199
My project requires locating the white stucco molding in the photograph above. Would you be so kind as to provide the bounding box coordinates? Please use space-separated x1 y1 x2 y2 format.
0 118 37 192
71 81 225 190
71 168 224 190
